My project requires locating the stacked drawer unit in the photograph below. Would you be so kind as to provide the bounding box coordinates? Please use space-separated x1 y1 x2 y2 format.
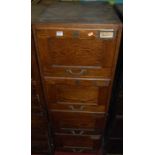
31 36 51 154
32 2 122 153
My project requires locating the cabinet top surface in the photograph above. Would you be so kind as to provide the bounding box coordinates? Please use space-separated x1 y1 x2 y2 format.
32 2 121 25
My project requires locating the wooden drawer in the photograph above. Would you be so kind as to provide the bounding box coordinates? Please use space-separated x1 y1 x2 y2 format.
49 104 106 113
50 111 106 130
54 134 101 149
53 128 102 135
55 146 96 153
35 27 118 78
44 77 110 107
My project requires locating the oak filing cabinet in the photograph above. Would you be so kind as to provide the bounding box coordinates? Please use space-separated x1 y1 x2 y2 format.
32 1 122 154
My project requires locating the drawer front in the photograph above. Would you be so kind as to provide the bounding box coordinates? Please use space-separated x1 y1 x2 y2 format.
44 77 110 107
53 128 103 135
54 134 101 149
50 111 106 130
49 104 106 113
55 146 96 153
35 28 118 78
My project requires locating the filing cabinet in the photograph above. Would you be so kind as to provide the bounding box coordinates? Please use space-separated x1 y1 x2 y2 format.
32 1 122 153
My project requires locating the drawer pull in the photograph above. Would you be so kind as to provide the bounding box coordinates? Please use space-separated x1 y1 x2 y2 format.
63 146 93 152
69 105 85 111
66 69 87 76
36 94 40 103
36 94 42 108
72 148 84 153
71 130 84 135
90 135 101 140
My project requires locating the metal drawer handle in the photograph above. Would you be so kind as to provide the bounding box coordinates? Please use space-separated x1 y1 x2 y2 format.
72 148 84 153
69 105 85 111
36 94 42 108
36 94 40 103
71 130 84 135
66 69 87 76
90 135 101 140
